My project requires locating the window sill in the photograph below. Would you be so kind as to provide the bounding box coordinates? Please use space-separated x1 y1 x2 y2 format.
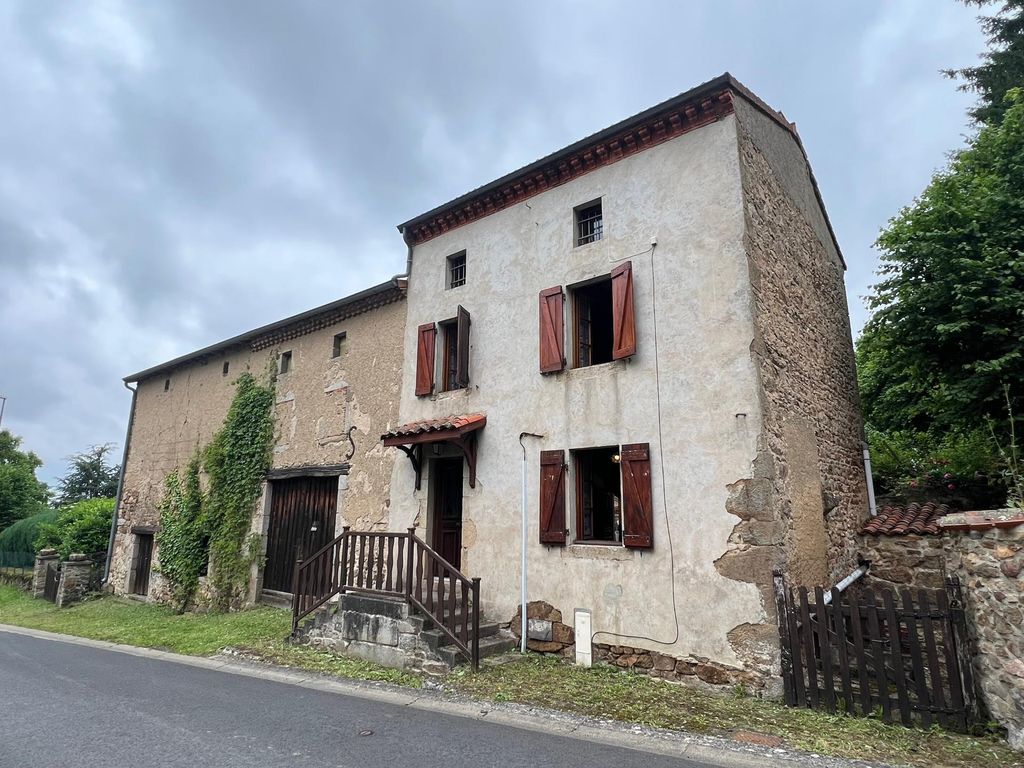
565 543 634 561
431 387 471 402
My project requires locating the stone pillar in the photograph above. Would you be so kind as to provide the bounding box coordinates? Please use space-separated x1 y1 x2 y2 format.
56 553 93 608
32 549 58 599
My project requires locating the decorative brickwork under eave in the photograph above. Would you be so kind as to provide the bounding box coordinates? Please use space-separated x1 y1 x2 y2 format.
401 91 735 246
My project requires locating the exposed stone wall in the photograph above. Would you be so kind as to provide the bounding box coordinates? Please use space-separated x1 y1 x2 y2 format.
55 554 95 608
945 526 1024 750
734 105 868 594
508 600 575 654
298 593 448 675
109 296 407 601
593 643 763 692
859 534 947 591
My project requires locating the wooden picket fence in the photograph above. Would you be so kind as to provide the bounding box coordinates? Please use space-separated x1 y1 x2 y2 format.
773 573 977 731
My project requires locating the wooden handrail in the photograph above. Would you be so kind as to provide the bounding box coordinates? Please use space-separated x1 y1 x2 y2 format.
290 527 481 669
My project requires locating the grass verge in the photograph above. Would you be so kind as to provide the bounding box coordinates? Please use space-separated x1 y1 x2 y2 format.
0 586 419 687
447 655 1022 768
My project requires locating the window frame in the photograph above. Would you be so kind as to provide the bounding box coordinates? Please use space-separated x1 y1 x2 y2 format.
332 331 347 359
570 275 614 369
446 251 467 289
439 318 459 391
279 350 292 375
574 199 603 247
572 445 623 546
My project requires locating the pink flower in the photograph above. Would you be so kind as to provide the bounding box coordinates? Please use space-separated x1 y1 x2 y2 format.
909 480 919 488
943 473 952 480
947 483 956 491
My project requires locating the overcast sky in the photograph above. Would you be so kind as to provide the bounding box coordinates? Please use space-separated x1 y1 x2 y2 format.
0 1 988 485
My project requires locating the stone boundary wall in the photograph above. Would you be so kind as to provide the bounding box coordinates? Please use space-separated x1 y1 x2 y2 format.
31 550 102 608
858 519 1023 750
859 534 946 591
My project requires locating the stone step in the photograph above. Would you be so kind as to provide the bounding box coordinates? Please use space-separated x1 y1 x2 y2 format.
260 589 292 610
419 621 500 651
438 631 518 668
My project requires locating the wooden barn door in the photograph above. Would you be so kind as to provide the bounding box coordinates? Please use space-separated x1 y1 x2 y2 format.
263 476 338 593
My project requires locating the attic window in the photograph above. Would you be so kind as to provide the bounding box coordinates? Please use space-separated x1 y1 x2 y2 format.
447 251 466 289
163 379 170 392
279 351 292 375
332 332 347 359
575 200 603 247
222 361 230 376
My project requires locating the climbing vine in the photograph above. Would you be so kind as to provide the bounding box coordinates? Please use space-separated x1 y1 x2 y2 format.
203 370 276 611
156 454 206 614
156 369 276 613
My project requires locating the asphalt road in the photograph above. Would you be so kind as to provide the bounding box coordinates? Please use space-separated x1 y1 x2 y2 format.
0 631 715 768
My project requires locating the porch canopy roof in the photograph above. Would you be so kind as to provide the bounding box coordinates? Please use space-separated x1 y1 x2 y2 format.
382 413 486 488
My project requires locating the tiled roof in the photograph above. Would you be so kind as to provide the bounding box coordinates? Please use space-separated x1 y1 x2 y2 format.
382 413 486 441
860 503 951 537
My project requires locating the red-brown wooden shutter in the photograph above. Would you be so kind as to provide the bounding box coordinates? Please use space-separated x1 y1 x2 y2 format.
415 322 436 396
456 305 471 388
611 261 636 359
539 286 565 373
539 449 567 545
620 442 653 548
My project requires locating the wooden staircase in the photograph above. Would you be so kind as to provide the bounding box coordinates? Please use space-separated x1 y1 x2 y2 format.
291 528 496 669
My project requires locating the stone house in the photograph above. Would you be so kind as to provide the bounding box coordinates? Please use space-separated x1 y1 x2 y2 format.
107 73 870 692
377 73 869 688
106 279 407 604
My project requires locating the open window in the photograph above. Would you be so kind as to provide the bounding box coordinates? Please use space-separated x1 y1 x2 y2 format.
567 261 635 368
572 278 614 368
574 447 621 543
417 306 470 395
538 442 653 549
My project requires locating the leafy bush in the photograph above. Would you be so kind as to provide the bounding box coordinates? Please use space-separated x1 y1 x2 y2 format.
0 509 57 567
35 497 115 561
867 427 1006 508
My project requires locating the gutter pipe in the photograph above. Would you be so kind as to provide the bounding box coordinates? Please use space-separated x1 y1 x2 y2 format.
822 563 869 605
863 443 877 517
103 381 138 584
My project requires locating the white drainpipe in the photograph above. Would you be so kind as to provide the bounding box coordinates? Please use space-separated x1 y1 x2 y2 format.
863 443 878 517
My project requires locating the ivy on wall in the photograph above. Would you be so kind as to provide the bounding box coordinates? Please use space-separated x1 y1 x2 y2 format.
156 369 276 613
156 455 205 614
204 370 276 611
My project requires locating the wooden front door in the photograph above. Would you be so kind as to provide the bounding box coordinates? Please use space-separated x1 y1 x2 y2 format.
432 458 463 569
131 533 153 596
263 476 338 593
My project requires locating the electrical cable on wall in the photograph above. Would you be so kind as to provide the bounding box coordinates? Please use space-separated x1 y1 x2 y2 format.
591 241 682 649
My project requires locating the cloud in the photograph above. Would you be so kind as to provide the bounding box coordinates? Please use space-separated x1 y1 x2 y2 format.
0 0 988 483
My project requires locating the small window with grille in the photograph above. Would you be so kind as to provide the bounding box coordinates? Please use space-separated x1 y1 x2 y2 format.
574 200 603 247
447 251 466 289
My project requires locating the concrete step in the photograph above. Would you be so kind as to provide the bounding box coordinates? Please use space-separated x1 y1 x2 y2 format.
260 589 292 610
438 631 518 668
419 621 500 651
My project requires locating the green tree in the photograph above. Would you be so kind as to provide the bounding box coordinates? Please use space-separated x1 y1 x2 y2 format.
55 444 120 507
857 91 1024 435
35 497 115 561
0 430 50 534
945 1 1024 125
